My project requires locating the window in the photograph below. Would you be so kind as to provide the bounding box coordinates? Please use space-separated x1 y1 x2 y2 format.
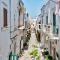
42 16 43 24
20 40 21 51
19 1 20 6
39 21 41 24
53 13 56 33
21 36 23 40
3 8 7 27
19 10 20 16
18 10 20 28
39 25 41 29
53 13 56 26
56 28 59 35
27 13 29 17
10 45 11 49
46 16 48 25
55 40 57 44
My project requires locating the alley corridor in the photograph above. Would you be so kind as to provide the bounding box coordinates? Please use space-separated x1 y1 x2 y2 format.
20 28 45 60
0 0 60 60
20 30 38 60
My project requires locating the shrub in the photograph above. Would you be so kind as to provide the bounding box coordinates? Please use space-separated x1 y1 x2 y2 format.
46 55 53 60
30 49 40 60
19 50 23 57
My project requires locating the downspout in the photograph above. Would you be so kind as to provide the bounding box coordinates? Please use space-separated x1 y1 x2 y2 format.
9 0 12 51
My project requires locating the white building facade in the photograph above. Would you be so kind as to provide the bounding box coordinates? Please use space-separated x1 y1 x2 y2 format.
40 0 60 60
0 0 11 60
0 0 26 60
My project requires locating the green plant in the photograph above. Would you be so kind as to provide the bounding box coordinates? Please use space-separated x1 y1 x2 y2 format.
45 55 53 60
19 50 24 57
30 49 40 60
36 55 40 60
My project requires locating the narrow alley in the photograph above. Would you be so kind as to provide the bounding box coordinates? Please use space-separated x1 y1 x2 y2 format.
20 27 45 60
0 0 60 60
20 29 38 60
28 30 38 51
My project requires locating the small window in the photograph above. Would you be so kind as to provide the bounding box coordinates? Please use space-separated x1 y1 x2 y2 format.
21 36 23 40
39 25 41 29
10 45 11 49
46 16 48 25
53 13 56 26
18 10 20 28
56 28 59 35
39 21 41 24
55 40 57 44
3 8 7 27
19 2 20 6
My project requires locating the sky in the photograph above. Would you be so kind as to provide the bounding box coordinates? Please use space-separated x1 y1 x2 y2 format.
22 0 48 18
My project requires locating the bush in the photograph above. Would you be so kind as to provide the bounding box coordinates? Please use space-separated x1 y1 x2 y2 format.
44 51 49 55
19 50 24 57
36 55 40 60
30 49 38 57
42 51 49 57
30 49 40 60
46 55 53 60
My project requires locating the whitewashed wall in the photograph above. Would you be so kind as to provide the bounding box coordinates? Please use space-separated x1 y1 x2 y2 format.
41 0 60 58
0 0 11 60
10 0 19 55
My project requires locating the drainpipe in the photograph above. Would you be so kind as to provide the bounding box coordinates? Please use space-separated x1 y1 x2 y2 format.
9 0 12 52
